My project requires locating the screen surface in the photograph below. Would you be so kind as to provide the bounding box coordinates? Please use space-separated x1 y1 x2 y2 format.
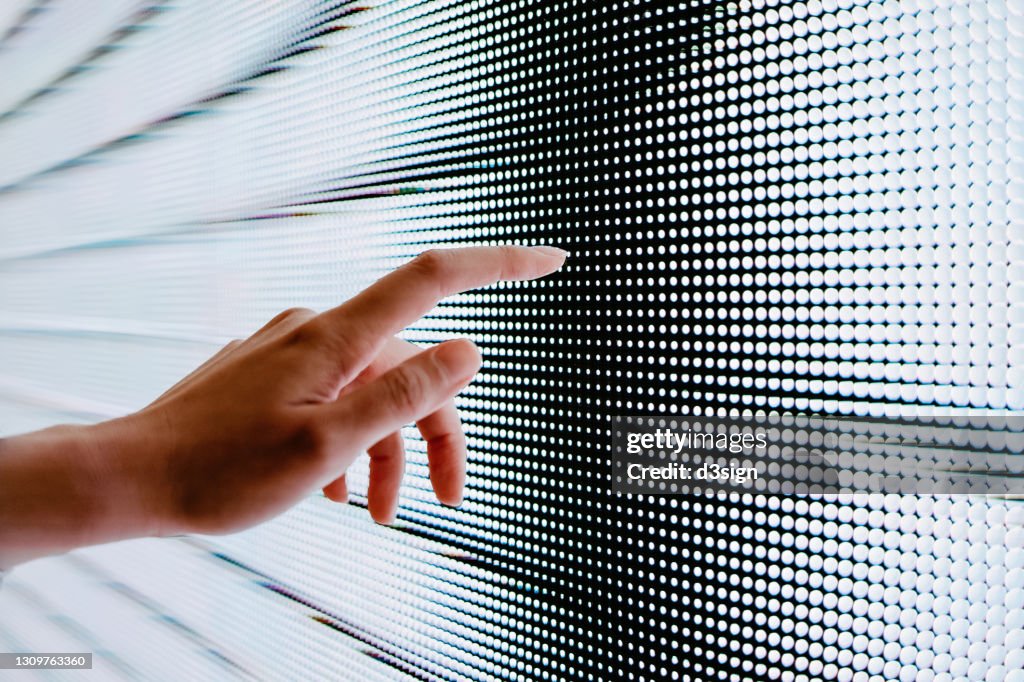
1 1 1022 680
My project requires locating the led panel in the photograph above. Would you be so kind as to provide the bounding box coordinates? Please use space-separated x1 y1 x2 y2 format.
1 1 1023 681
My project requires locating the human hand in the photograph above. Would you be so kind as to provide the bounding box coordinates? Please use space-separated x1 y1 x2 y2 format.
148 334 471 528
20 245 562 553
0 245 561 568
116 245 566 535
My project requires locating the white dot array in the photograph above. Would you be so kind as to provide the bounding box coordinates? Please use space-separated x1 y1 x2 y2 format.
0 1 1021 681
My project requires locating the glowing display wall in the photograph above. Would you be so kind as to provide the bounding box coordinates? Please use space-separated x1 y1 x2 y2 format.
1 0 1023 680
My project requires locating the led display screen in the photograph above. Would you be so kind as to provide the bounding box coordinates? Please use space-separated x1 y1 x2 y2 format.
1 1 1023 680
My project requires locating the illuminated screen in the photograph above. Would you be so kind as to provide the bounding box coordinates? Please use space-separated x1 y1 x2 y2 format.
1 0 1023 680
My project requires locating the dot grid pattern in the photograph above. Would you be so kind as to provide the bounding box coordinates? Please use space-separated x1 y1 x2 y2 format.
0 1 1022 681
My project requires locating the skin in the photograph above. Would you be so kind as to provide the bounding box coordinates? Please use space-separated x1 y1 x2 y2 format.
0 245 568 570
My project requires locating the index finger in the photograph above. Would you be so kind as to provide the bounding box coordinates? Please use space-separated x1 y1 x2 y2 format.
314 245 567 375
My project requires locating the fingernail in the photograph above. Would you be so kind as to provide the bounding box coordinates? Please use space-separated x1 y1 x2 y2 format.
533 245 568 257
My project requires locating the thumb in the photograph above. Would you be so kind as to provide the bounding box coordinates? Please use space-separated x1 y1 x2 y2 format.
319 338 482 459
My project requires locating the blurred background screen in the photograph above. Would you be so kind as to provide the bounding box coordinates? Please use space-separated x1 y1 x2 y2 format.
1 0 1024 680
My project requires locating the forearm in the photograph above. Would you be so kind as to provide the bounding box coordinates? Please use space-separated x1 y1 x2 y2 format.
0 417 162 570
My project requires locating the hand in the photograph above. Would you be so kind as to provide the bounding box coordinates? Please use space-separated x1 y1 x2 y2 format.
0 245 567 567
148 334 471 527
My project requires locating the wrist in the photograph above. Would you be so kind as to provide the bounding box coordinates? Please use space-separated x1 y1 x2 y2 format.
0 415 171 569
80 412 176 541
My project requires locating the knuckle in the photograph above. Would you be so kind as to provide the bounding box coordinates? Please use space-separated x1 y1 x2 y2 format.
288 413 334 464
327 324 367 357
321 325 375 379
386 366 428 414
268 306 315 328
281 306 316 321
412 249 450 279
278 318 374 383
282 316 328 347
409 249 448 299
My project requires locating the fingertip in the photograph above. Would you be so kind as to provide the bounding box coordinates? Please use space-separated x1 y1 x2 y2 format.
445 336 481 357
532 245 568 259
326 490 349 504
370 505 398 525
323 477 349 504
531 245 568 273
431 470 466 508
440 491 464 508
433 338 482 381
